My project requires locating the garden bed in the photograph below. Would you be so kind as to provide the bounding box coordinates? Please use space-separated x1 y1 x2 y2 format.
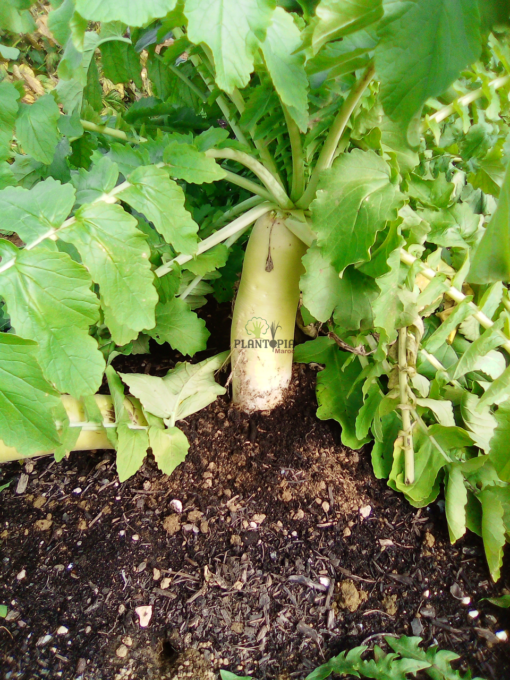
1 337 509 679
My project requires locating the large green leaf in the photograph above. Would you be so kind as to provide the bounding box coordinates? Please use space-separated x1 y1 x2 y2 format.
469 162 510 283
0 178 75 244
75 0 176 26
148 297 210 357
60 202 158 333
480 488 506 581
311 149 401 275
460 392 497 453
0 81 19 163
295 338 369 449
489 401 510 482
120 166 198 255
119 351 228 424
16 95 61 165
445 464 467 543
0 334 62 457
116 423 149 482
185 0 275 93
313 0 383 54
375 0 481 144
450 318 505 380
261 8 308 132
100 40 142 87
149 425 189 476
0 241 104 397
163 142 227 184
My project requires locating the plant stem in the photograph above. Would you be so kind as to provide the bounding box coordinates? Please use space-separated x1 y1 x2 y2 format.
155 202 276 277
80 120 145 143
297 63 375 209
400 248 510 355
222 169 275 202
398 327 415 485
0 394 147 463
214 195 264 226
165 61 208 101
421 74 510 129
206 148 293 209
282 105 305 202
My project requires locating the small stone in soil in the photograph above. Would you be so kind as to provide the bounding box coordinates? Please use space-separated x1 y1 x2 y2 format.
135 605 152 627
160 577 171 590
153 568 161 580
116 644 128 658
359 504 371 518
337 580 368 612
57 626 68 635
163 514 181 536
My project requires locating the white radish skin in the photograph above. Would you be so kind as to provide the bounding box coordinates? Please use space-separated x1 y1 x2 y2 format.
231 211 306 412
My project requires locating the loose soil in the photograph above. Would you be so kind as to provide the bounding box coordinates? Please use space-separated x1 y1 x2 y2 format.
0 303 509 680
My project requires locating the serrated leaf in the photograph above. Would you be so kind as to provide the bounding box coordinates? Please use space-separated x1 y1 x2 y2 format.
489 401 510 482
148 297 210 357
48 0 75 46
75 0 176 26
116 423 149 482
0 81 19 163
100 40 142 87
313 0 382 54
261 8 308 132
149 426 189 476
60 202 158 333
371 411 400 479
0 334 62 457
423 298 473 354
120 166 198 255
311 149 401 275
356 381 383 441
375 0 481 144
450 318 505 380
0 242 104 398
119 351 228 423
16 95 61 165
105 143 150 177
0 177 75 244
294 336 336 364
460 392 497 453
185 0 275 93
445 464 467 543
416 398 455 427
470 161 510 283
163 142 226 184
480 488 506 581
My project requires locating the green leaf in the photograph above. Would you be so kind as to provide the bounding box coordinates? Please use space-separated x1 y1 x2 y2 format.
479 363 510 410
0 81 19 163
100 40 142 87
0 177 75 244
48 0 75 46
313 0 383 54
148 297 210 357
423 297 473 354
0 334 62 457
0 605 7 618
480 488 506 581
220 672 252 680
60 202 158 333
0 481 10 492
470 162 510 283
0 44 19 60
184 244 229 276
106 143 150 177
0 242 104 398
483 594 510 608
450 318 505 380
294 336 336 364
460 392 497 453
371 410 400 478
489 401 510 482
116 423 149 482
185 0 275 93
311 149 401 275
119 351 228 424
75 0 176 26
375 0 481 144
16 95 61 165
163 142 226 184
149 425 189 476
416 398 455 427
356 380 383 441
385 637 462 680
445 464 467 543
316 346 369 449
261 8 308 132
72 156 119 205
120 166 198 255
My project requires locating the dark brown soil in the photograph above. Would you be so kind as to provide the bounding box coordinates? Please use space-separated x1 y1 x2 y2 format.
0 299 509 679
